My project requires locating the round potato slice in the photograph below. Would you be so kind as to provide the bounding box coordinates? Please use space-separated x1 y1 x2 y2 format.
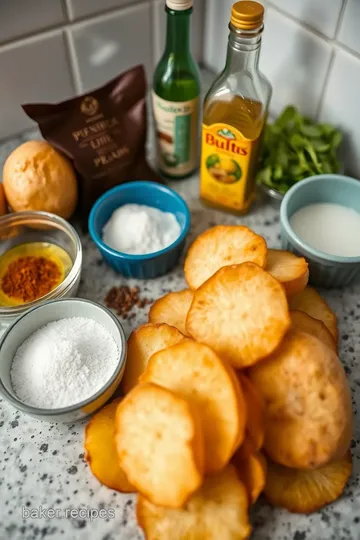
265 451 352 514
186 263 290 368
289 287 338 342
141 339 246 473
291 310 337 352
115 383 204 508
84 398 135 493
266 249 309 297
149 290 194 336
249 330 353 469
233 449 267 504
184 225 267 290
122 323 184 394
137 465 251 540
238 374 265 453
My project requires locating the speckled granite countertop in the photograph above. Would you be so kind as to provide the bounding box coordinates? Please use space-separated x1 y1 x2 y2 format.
1 131 360 540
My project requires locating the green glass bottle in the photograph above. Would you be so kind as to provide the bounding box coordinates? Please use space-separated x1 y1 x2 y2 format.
152 0 201 179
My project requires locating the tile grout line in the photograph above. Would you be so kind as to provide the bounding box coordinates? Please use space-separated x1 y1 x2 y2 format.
150 0 159 71
266 0 360 118
63 30 82 96
0 0 150 52
267 0 360 64
61 0 72 23
314 0 349 121
315 49 335 121
334 40 360 63
267 1 333 43
334 0 348 40
197 0 206 64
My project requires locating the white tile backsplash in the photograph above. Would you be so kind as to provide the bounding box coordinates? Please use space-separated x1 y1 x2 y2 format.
260 7 332 117
69 4 152 92
0 0 65 44
66 0 142 21
268 0 344 39
338 0 360 56
153 0 204 66
0 33 74 140
319 49 360 178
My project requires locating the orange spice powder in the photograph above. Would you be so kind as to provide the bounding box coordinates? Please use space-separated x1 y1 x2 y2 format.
1 256 62 303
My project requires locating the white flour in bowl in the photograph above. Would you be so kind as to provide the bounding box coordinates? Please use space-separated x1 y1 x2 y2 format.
102 204 181 255
290 203 360 257
11 317 119 409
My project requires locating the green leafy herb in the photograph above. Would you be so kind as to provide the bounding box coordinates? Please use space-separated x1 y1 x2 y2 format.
257 105 342 194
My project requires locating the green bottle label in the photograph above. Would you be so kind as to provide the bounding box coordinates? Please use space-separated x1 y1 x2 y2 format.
152 91 199 176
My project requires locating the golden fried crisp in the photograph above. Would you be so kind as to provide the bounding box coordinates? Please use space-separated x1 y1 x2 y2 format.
237 374 265 454
249 330 353 469
289 286 338 342
265 451 352 513
184 225 267 290
233 449 267 504
291 310 337 352
186 263 290 368
84 398 135 493
122 323 184 394
137 465 251 540
149 289 194 336
141 339 246 473
115 383 204 508
266 249 309 297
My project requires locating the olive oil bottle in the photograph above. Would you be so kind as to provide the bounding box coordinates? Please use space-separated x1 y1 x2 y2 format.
200 1 272 213
153 0 201 179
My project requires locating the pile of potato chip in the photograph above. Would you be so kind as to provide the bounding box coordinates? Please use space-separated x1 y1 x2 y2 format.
85 225 353 539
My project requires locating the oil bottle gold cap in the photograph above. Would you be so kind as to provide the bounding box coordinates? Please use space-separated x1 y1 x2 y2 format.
231 1 264 30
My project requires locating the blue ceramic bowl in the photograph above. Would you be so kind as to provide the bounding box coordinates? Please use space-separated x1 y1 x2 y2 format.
89 181 191 279
280 174 360 288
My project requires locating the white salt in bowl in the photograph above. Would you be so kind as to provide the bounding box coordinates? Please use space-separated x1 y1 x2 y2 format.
0 298 127 423
89 181 191 279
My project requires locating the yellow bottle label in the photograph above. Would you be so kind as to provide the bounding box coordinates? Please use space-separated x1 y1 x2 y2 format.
200 123 259 211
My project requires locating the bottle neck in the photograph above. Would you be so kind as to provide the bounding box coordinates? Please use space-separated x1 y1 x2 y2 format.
164 7 192 55
225 26 262 73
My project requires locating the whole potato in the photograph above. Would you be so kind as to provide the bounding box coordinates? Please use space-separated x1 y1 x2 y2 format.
0 183 7 216
3 140 78 219
249 330 352 469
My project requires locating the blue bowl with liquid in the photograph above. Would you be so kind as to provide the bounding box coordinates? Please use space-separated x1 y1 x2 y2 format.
89 182 191 279
280 174 360 288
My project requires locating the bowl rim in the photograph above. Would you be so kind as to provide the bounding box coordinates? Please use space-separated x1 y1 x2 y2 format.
0 298 127 417
281 174 360 264
0 211 82 317
88 181 191 260
260 183 284 201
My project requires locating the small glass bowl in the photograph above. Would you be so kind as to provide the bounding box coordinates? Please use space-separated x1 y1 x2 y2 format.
260 183 284 203
0 211 82 326
0 298 127 423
